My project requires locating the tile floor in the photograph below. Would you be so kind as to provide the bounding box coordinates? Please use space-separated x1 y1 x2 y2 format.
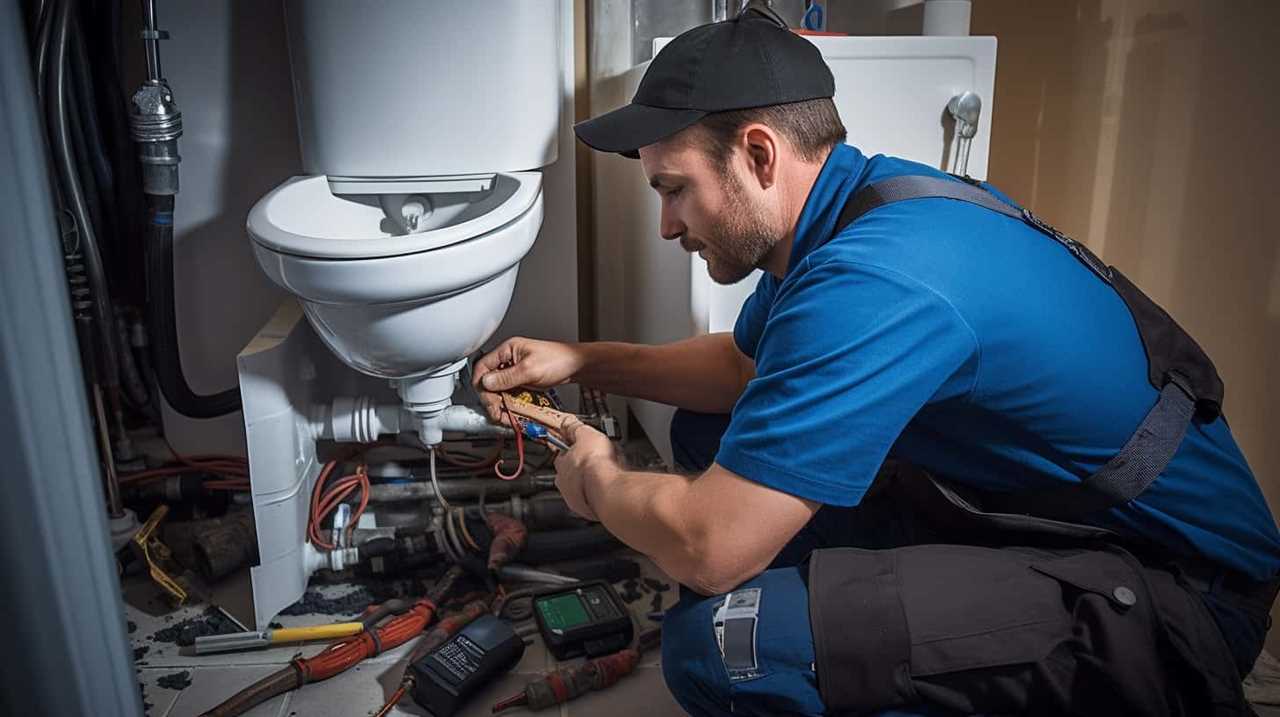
128 556 685 717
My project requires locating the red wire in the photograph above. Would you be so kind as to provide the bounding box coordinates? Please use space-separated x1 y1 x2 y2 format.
493 395 524 481
308 461 372 550
439 439 505 469
120 443 249 485
373 683 407 717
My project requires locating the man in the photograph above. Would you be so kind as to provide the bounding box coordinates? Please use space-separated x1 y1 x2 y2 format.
474 9 1279 717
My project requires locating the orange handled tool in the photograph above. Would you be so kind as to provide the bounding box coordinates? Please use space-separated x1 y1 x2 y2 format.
491 629 661 713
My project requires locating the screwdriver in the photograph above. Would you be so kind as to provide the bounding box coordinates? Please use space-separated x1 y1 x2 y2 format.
193 598 414 655
193 622 365 655
491 629 661 713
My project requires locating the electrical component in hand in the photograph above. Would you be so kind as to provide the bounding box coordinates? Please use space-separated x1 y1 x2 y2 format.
521 419 569 452
491 629 662 713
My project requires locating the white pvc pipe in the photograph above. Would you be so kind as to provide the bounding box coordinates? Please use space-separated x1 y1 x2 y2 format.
922 0 971 36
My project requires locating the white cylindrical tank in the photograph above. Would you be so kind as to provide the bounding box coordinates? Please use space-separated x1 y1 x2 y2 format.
283 1 561 179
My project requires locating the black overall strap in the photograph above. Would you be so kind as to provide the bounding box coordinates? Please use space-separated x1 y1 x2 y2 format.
834 175 1116 282
829 175 1198 521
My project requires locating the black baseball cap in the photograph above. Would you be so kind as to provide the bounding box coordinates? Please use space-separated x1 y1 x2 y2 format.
574 7 835 159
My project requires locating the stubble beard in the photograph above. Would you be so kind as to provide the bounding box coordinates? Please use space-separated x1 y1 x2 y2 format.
698 171 780 285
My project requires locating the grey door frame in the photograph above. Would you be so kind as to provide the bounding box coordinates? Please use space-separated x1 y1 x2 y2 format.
0 3 144 715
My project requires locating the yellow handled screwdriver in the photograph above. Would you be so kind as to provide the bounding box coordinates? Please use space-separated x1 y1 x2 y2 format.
193 621 365 655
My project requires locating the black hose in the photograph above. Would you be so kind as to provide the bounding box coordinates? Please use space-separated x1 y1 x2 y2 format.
101 0 147 306
47 0 122 391
114 313 151 408
144 193 243 417
521 525 622 565
68 5 116 254
64 45 105 249
33 0 54 104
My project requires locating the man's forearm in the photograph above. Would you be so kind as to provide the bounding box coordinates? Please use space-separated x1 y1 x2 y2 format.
572 333 752 414
580 466 715 592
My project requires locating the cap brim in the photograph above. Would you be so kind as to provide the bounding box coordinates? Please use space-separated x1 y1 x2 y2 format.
574 103 707 159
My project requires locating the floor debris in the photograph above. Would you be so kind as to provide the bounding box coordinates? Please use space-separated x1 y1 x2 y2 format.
149 606 239 646
280 587 374 616
651 590 665 613
156 670 193 690
643 577 670 593
620 579 643 604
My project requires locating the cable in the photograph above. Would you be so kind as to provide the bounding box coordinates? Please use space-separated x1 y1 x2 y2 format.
307 459 371 551
200 580 461 717
443 504 466 561
372 683 406 717
47 0 123 391
455 508 479 551
427 446 453 514
493 394 525 480
439 439 504 469
118 447 250 488
493 587 539 622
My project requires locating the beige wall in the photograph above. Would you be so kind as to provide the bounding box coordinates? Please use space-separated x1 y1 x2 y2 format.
972 0 1280 646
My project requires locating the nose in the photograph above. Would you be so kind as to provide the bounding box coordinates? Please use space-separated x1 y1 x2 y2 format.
660 207 685 241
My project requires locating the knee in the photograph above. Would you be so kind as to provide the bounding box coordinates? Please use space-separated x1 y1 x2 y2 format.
661 592 732 716
669 409 731 473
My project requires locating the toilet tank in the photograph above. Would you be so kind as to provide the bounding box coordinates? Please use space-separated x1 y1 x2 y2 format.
283 1 561 179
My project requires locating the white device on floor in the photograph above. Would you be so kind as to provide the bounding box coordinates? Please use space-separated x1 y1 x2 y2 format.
239 1 562 628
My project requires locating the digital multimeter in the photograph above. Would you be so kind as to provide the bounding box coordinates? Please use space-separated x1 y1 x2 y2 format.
532 580 634 660
409 614 525 717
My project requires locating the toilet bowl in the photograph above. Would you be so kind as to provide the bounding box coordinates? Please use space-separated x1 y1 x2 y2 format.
246 171 543 382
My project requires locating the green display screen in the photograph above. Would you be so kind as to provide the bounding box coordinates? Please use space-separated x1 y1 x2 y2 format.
537 593 591 631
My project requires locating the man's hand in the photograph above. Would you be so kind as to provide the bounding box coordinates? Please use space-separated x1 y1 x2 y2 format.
472 337 586 421
552 415 619 522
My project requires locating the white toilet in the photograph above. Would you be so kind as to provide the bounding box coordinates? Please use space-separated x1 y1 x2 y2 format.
239 2 563 624
246 1 561 444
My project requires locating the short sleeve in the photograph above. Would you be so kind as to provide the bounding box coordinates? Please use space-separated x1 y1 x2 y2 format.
716 259 980 506
733 276 777 359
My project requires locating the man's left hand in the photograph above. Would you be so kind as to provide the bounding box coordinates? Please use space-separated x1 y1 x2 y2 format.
553 417 619 522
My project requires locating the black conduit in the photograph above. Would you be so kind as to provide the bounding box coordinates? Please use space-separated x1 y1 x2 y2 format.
46 0 121 392
520 525 622 565
33 0 54 106
144 193 242 417
68 8 117 254
131 0 241 418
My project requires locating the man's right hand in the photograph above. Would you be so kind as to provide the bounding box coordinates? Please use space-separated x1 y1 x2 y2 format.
472 337 586 421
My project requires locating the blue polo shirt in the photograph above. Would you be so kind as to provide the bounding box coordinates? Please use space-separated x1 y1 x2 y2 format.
718 144 1280 581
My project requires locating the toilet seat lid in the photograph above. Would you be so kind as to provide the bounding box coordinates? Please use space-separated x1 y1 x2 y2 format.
247 171 541 259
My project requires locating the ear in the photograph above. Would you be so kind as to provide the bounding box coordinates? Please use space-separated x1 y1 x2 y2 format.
741 124 779 190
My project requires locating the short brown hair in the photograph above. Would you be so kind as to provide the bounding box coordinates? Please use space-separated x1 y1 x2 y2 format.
696 97 847 167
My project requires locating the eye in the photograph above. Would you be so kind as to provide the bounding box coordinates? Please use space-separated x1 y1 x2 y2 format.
665 186 683 198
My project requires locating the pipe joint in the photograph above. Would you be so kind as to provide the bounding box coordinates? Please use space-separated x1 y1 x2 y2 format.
130 81 182 194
